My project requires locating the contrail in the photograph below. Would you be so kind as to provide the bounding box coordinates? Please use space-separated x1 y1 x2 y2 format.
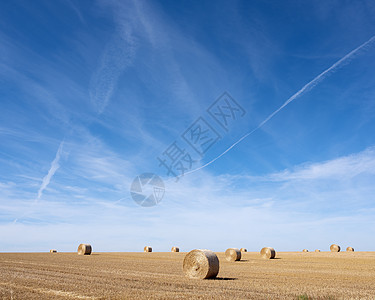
36 141 64 201
13 141 65 223
182 35 375 177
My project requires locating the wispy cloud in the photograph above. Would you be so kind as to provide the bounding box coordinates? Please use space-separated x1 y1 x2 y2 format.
64 0 86 25
267 146 375 181
36 141 64 201
89 1 137 114
2 145 375 251
89 34 136 113
90 0 225 119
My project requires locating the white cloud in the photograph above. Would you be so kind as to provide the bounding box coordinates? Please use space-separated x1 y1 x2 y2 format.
89 0 138 114
267 146 375 181
89 31 136 114
2 145 375 251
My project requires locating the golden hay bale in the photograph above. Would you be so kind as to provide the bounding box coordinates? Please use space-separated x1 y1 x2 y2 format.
77 244 92 255
330 244 341 252
346 246 354 252
144 246 152 252
183 249 219 279
315 249 320 252
225 248 241 261
49 249 57 253
260 247 276 259
302 249 309 252
171 246 180 252
240 248 247 252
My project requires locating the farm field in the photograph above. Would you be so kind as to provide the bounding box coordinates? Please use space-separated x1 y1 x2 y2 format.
0 251 375 299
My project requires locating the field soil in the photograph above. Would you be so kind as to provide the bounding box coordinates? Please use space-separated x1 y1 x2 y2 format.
0 251 374 299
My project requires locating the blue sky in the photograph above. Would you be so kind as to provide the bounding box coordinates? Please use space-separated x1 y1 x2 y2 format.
1 0 375 252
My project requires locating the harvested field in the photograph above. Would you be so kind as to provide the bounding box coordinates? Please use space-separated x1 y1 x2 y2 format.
0 251 375 299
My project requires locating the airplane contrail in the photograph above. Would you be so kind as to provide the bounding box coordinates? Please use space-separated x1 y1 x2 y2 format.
13 140 64 223
182 34 375 177
36 140 64 201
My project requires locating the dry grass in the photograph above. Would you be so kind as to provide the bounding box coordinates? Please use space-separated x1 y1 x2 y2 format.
1 251 375 299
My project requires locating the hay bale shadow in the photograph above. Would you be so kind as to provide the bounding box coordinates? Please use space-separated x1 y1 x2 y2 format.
209 277 238 281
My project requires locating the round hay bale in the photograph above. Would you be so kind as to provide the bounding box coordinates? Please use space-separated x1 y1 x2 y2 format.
260 247 276 259
144 246 152 252
77 244 92 255
50 249 57 253
225 248 241 261
302 249 309 252
315 249 320 252
240 248 247 252
330 244 340 252
171 246 180 252
346 246 354 252
183 249 219 279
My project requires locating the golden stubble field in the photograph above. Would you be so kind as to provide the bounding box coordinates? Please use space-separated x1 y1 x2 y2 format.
0 251 374 299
